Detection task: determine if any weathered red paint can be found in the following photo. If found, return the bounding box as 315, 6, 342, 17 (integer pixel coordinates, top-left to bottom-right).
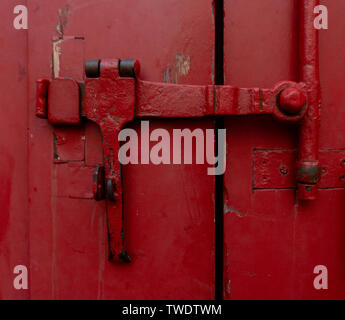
136, 80, 214, 118
215, 81, 308, 122
1, 0, 344, 301
0, 0, 29, 300
254, 149, 345, 189
84, 59, 137, 262
36, 79, 50, 119
40, 77, 309, 122
223, 0, 345, 299
27, 0, 216, 300
49, 78, 80, 124
39, 77, 308, 121
297, 0, 321, 200
279, 87, 307, 115
37, 63, 313, 263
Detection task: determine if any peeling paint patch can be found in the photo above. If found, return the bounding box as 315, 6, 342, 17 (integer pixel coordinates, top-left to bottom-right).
163, 66, 171, 83
224, 203, 244, 217
52, 39, 63, 78
53, 133, 60, 160
174, 54, 191, 83
57, 5, 71, 36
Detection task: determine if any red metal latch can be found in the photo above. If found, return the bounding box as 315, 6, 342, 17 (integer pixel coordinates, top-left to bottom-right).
35, 0, 321, 262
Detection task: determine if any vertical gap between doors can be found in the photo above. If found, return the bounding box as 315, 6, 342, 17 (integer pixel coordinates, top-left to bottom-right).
214, 0, 224, 301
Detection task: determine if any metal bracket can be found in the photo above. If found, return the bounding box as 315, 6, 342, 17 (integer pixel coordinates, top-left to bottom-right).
254, 149, 345, 190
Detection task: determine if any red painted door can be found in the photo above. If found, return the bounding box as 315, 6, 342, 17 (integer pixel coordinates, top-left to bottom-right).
1, 0, 344, 301
1, 0, 216, 299
0, 0, 29, 301
223, 0, 345, 299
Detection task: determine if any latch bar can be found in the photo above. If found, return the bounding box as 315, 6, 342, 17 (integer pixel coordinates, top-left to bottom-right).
297, 0, 321, 200
35, 61, 311, 263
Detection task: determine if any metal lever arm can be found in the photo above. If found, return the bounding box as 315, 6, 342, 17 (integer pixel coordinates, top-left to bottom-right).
85, 59, 135, 262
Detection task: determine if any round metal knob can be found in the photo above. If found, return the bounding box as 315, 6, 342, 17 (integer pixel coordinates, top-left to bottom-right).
279, 87, 306, 115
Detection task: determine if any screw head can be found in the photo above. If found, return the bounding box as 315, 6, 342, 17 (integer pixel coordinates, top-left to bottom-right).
280, 165, 289, 175
279, 87, 306, 115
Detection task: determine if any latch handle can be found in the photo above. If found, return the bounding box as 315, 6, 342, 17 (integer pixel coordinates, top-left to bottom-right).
84, 59, 137, 262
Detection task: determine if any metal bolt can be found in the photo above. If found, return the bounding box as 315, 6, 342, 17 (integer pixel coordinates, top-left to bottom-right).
279, 87, 306, 115
280, 166, 289, 175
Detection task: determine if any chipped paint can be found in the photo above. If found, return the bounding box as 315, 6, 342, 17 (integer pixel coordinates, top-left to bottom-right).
163, 66, 171, 83
57, 5, 71, 36
52, 39, 62, 78
174, 54, 191, 83
224, 203, 244, 217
